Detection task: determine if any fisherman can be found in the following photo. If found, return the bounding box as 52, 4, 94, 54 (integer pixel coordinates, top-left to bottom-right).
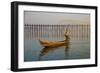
64, 27, 70, 42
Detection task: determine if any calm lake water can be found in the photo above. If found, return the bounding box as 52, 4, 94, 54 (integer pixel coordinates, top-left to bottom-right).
24, 25, 90, 62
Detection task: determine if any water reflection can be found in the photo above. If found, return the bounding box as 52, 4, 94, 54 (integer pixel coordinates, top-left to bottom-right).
39, 35, 70, 60
24, 24, 90, 61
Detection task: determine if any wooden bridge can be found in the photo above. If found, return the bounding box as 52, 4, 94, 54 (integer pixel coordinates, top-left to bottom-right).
24, 24, 90, 40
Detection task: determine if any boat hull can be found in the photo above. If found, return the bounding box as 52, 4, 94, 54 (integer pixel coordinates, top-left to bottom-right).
39, 40, 67, 47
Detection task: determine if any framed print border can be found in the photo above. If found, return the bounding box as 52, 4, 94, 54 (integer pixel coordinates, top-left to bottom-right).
11, 1, 98, 72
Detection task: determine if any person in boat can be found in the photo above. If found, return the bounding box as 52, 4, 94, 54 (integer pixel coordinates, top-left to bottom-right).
64, 34, 70, 42
59, 27, 70, 42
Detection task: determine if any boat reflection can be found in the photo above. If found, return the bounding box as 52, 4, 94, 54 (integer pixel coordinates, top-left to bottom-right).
39, 35, 70, 60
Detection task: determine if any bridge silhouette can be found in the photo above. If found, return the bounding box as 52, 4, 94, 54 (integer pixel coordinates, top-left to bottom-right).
24, 24, 90, 40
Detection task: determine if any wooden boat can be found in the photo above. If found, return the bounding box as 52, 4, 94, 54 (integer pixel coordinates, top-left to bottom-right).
39, 40, 67, 47
39, 34, 70, 47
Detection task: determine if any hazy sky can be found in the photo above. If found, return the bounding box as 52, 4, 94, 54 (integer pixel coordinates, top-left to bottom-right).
24, 11, 90, 25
